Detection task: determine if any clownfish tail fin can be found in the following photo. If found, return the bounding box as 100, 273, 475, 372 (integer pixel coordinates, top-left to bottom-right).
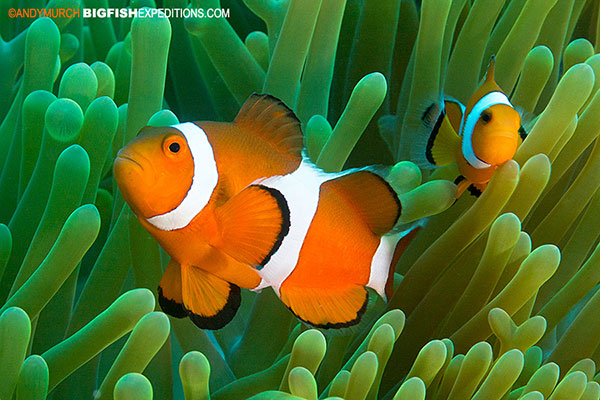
409, 97, 461, 168
389, 226, 421, 295
368, 226, 422, 302
234, 93, 304, 161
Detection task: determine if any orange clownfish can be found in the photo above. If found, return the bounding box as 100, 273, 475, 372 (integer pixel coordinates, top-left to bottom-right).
114, 94, 415, 330
411, 57, 526, 197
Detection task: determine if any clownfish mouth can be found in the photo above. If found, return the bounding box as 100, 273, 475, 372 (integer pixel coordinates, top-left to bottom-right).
116, 154, 144, 170
492, 130, 519, 140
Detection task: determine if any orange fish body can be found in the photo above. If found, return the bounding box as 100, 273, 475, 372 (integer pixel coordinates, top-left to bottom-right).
115, 94, 411, 329
412, 57, 524, 197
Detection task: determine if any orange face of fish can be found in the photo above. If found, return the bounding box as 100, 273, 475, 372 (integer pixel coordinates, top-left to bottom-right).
471, 104, 521, 166
113, 126, 194, 219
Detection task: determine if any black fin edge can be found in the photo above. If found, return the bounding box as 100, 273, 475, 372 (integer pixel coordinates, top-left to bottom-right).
158, 286, 188, 319
239, 93, 301, 126
519, 126, 527, 141
386, 227, 420, 299
366, 171, 402, 226
467, 184, 482, 198
254, 185, 291, 267
425, 109, 447, 165
451, 176, 466, 205
286, 290, 369, 330
187, 283, 242, 330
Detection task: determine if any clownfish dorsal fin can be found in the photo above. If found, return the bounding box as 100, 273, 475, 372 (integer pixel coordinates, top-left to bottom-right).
328, 170, 401, 235
484, 55, 496, 83
211, 184, 289, 267
444, 97, 465, 132
180, 265, 241, 330
463, 56, 505, 123
234, 94, 304, 162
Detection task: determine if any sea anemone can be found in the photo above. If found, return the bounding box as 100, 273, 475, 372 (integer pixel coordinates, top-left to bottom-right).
2, 0, 600, 399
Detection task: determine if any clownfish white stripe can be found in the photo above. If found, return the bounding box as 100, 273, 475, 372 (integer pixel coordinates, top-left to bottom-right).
146, 122, 219, 231
367, 233, 402, 300
252, 159, 348, 295
461, 91, 513, 169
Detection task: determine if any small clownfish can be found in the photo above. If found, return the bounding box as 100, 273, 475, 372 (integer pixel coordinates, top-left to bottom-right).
114, 94, 417, 330
411, 57, 527, 197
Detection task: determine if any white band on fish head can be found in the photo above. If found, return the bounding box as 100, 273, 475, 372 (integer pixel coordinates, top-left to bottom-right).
146, 122, 219, 231
461, 91, 513, 169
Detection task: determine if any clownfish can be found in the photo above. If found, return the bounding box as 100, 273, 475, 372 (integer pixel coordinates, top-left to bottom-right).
411, 57, 526, 197
114, 94, 416, 330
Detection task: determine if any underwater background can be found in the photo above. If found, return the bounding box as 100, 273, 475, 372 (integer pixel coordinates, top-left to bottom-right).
2, 0, 600, 398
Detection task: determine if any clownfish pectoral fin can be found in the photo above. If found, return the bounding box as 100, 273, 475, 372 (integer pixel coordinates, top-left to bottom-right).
180, 264, 241, 330
158, 260, 188, 318
234, 94, 304, 162
409, 98, 461, 168
212, 184, 289, 267
330, 170, 401, 235
280, 284, 369, 329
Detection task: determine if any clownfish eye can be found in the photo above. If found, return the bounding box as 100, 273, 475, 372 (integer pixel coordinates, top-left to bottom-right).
481, 111, 492, 123
163, 137, 184, 157
169, 142, 181, 153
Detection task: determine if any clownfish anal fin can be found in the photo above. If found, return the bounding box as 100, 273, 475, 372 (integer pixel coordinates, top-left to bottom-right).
329, 171, 401, 235
410, 98, 461, 168
180, 264, 241, 330
280, 284, 369, 329
234, 93, 304, 161
467, 182, 486, 198
213, 184, 289, 267
158, 259, 188, 318
454, 176, 471, 198
455, 177, 487, 198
